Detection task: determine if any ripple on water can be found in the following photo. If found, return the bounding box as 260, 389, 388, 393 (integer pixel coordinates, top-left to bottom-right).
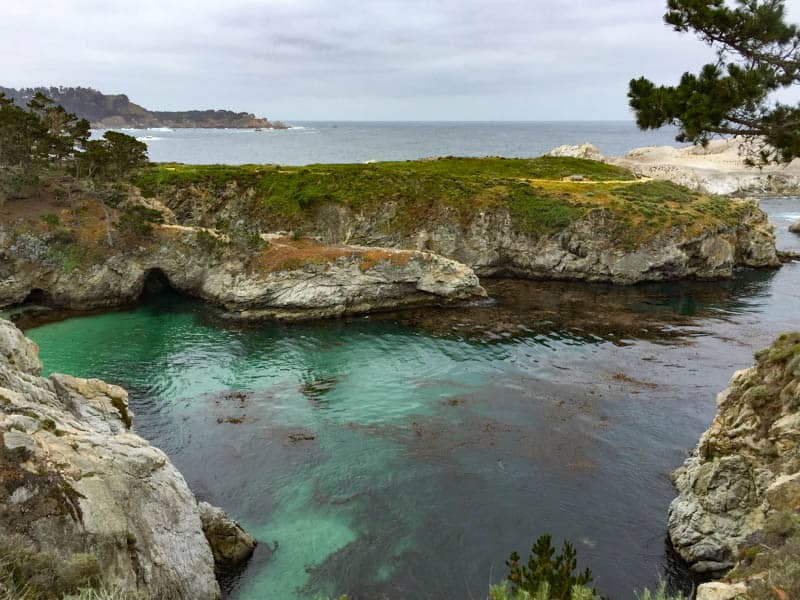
22, 202, 800, 599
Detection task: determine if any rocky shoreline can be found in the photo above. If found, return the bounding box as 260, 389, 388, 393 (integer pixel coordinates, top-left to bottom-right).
669, 333, 800, 599
0, 153, 796, 598
0, 196, 485, 319
0, 318, 255, 598
135, 157, 782, 287
550, 139, 800, 196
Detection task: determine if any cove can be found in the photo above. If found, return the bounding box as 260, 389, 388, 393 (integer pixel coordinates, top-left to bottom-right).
22, 200, 800, 600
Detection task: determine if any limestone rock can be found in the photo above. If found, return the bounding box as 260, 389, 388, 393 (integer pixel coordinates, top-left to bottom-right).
765, 472, 800, 511
668, 333, 800, 571
0, 318, 225, 599
198, 501, 257, 566
608, 138, 800, 195
305, 198, 778, 284
696, 581, 749, 600
547, 143, 604, 161
0, 221, 486, 318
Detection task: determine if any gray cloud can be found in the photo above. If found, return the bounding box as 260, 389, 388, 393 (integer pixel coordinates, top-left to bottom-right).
3, 0, 799, 120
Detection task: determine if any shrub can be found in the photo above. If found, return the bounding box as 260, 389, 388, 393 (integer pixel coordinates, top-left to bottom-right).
117, 205, 164, 238
195, 228, 228, 255
505, 534, 596, 600
489, 581, 596, 600
635, 582, 687, 600
0, 534, 100, 599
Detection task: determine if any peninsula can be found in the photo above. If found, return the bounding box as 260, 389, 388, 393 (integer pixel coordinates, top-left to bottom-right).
0, 86, 288, 129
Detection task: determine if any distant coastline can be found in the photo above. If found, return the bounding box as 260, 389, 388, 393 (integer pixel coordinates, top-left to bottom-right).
0, 85, 288, 129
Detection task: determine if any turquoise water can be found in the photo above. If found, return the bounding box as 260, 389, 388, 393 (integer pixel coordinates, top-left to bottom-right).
23, 199, 800, 599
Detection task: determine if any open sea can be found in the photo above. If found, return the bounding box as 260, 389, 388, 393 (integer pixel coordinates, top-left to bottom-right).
97, 121, 687, 165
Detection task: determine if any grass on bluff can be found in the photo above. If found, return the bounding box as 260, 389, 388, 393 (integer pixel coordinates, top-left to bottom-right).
133, 156, 751, 245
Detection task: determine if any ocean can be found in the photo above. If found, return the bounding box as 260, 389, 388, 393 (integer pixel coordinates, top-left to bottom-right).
97, 121, 688, 165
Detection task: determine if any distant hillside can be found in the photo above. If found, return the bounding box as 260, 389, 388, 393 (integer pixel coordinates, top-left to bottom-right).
0, 86, 288, 129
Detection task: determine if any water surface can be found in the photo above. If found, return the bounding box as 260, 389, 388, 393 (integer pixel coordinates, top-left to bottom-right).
95, 121, 686, 165
24, 199, 800, 600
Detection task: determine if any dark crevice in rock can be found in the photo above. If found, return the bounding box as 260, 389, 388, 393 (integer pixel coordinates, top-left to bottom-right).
22, 288, 51, 306
139, 268, 180, 300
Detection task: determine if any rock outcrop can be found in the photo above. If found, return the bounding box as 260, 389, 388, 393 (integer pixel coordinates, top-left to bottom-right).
547, 143, 604, 161
143, 160, 780, 285
296, 199, 779, 284
612, 142, 800, 196
0, 201, 485, 319
199, 501, 257, 566
668, 333, 800, 573
0, 318, 248, 598
550, 139, 800, 196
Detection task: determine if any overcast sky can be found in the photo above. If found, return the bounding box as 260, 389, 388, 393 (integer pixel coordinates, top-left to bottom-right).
3, 0, 800, 121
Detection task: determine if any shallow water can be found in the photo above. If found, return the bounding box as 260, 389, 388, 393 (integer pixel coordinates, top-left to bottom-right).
24, 198, 800, 600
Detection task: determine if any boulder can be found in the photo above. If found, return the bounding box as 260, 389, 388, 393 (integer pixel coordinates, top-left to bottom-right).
547, 143, 604, 161
696, 582, 750, 600
766, 472, 800, 511
199, 501, 257, 566
790, 218, 800, 233
0, 318, 240, 599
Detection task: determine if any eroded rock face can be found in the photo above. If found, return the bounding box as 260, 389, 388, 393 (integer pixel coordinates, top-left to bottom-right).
0, 318, 236, 599
668, 333, 800, 572
199, 501, 257, 566
301, 199, 779, 284
0, 216, 485, 318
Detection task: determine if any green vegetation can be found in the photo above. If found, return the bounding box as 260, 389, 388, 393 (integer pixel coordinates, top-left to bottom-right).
629, 0, 800, 163
133, 157, 747, 246
79, 132, 148, 180
634, 583, 687, 600
727, 510, 800, 600
0, 92, 89, 196
47, 228, 83, 274
489, 581, 597, 600
504, 534, 597, 600
0, 534, 150, 600
0, 91, 146, 199
117, 205, 164, 238
0, 535, 99, 600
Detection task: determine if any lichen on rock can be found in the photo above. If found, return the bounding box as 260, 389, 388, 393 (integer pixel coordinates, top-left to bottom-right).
668, 333, 800, 573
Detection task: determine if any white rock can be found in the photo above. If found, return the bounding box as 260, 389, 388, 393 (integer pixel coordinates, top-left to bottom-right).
0, 318, 223, 599
696, 581, 749, 600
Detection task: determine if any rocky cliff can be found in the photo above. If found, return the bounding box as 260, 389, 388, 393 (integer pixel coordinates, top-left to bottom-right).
136, 158, 780, 285
0, 195, 484, 319
668, 333, 800, 597
0, 318, 255, 598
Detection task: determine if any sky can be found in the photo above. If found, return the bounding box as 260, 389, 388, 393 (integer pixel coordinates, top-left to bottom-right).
3, 0, 800, 121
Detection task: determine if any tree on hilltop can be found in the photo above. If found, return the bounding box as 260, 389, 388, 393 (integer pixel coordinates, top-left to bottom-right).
629, 0, 800, 163
80, 131, 148, 180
